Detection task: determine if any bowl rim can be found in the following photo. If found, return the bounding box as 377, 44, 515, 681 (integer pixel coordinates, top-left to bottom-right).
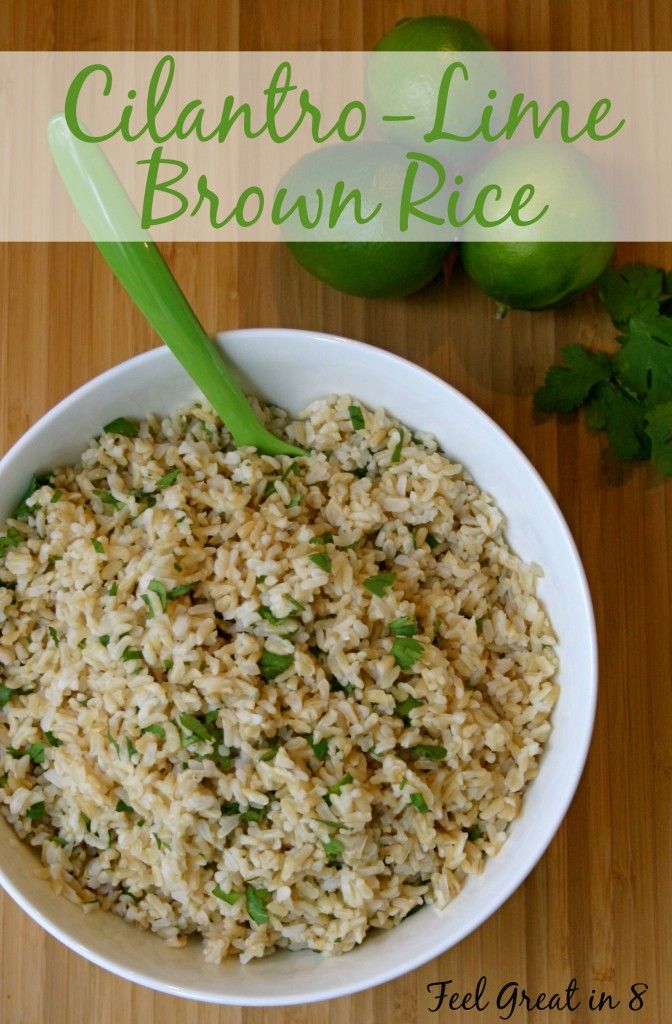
0, 327, 598, 1005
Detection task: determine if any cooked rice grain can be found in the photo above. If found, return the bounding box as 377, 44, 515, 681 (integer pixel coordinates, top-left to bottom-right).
0, 395, 558, 961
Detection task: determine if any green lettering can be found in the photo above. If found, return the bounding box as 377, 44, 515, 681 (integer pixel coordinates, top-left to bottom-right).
271, 188, 324, 228
328, 182, 380, 228
584, 97, 625, 141
400, 152, 446, 231
424, 61, 479, 143
64, 63, 118, 142
137, 147, 189, 227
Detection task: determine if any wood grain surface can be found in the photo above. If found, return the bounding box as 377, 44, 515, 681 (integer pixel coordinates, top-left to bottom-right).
1, 3, 671, 1022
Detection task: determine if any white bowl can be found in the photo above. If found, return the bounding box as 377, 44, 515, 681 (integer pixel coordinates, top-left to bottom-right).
0, 328, 597, 1005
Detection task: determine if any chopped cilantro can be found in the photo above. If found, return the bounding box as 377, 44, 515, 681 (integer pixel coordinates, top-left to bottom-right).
126, 738, 137, 759
363, 572, 396, 597
179, 714, 210, 742
163, 658, 173, 672
103, 417, 139, 437
213, 885, 242, 904
287, 494, 301, 508
307, 735, 329, 760
48, 626, 59, 645
327, 773, 353, 797
145, 581, 166, 610
391, 429, 404, 463
246, 885, 270, 925
280, 460, 301, 481
91, 539, 105, 554
240, 806, 267, 823
468, 823, 484, 842
388, 615, 419, 638
395, 696, 423, 721
141, 723, 166, 739
167, 582, 196, 600
50, 489, 62, 503
426, 532, 440, 550
0, 527, 23, 558
285, 595, 305, 613
262, 479, 276, 499
13, 474, 42, 519
348, 405, 365, 430
121, 648, 143, 662
259, 744, 278, 762
106, 728, 120, 755
309, 532, 333, 545
313, 817, 352, 831
309, 551, 332, 572
45, 731, 63, 747
27, 742, 45, 764
410, 792, 429, 813
221, 801, 241, 816
94, 490, 125, 511
322, 837, 344, 862
27, 801, 45, 822
391, 636, 424, 669
115, 799, 134, 813
156, 468, 179, 489
259, 648, 294, 681
108, 582, 118, 596
98, 634, 110, 647
410, 744, 447, 761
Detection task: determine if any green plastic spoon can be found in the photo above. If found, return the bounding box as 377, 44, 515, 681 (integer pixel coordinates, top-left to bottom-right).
47, 114, 305, 457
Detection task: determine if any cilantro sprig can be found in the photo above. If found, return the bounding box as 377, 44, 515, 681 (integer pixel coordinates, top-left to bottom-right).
534, 263, 672, 474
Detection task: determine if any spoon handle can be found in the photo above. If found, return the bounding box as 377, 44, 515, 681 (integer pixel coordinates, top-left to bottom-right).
47, 115, 305, 457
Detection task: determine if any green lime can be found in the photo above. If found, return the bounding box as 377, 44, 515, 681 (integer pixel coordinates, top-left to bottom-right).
461, 240, 614, 312
280, 143, 452, 298
374, 14, 494, 53
367, 16, 496, 150
460, 143, 615, 311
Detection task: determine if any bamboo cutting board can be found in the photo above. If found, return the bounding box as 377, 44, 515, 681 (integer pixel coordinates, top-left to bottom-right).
1, 3, 671, 1022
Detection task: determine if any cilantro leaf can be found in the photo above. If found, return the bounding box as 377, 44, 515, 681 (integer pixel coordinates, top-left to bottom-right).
534, 345, 612, 413
155, 468, 179, 489
259, 648, 294, 681
395, 696, 423, 721
410, 792, 429, 813
307, 735, 329, 760
646, 403, 672, 475
598, 264, 669, 327
614, 317, 672, 406
26, 801, 45, 822
363, 572, 396, 597
246, 885, 270, 925
348, 405, 365, 430
410, 744, 447, 761
94, 490, 125, 511
388, 615, 419, 638
0, 527, 24, 558
141, 723, 166, 739
103, 417, 139, 438
213, 885, 241, 904
322, 837, 344, 862
585, 381, 650, 461
309, 552, 332, 572
391, 636, 424, 669
13, 474, 44, 520
148, 579, 168, 612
